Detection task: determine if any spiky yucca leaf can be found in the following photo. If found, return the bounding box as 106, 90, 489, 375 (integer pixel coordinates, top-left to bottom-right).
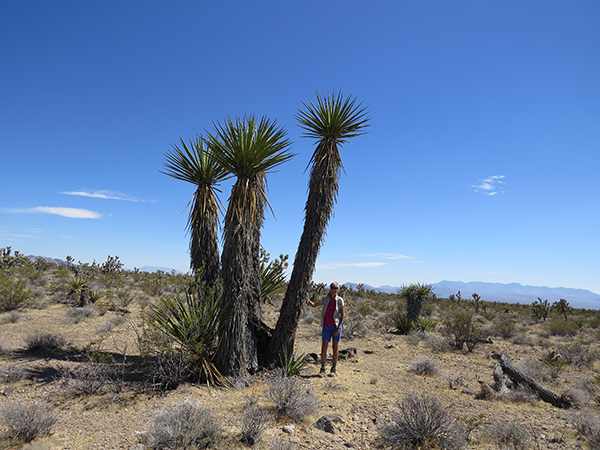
161, 135, 229, 283
150, 287, 228, 386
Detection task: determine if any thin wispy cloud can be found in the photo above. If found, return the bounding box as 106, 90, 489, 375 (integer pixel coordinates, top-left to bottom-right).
5, 207, 102, 219
317, 262, 387, 270
61, 190, 152, 202
471, 175, 505, 196
359, 253, 414, 260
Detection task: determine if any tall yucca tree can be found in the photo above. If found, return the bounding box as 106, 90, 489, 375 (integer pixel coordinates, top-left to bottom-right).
206, 115, 293, 377
161, 136, 229, 286
270, 92, 369, 363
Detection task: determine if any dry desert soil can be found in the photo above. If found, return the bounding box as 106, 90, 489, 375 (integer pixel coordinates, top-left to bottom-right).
1, 297, 598, 450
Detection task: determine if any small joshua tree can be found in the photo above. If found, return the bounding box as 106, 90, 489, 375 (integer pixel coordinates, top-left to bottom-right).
532, 298, 550, 321
472, 293, 482, 313
552, 298, 572, 321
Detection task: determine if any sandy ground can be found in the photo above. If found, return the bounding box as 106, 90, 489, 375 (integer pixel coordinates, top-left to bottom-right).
0, 301, 594, 449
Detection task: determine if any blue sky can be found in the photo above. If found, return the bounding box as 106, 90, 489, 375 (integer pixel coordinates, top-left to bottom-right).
1, 1, 599, 295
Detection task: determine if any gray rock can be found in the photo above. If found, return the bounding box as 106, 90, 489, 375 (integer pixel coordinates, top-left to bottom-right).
282, 424, 295, 435
314, 416, 336, 434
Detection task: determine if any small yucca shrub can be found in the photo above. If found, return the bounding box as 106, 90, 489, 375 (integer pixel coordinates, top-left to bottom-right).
145, 284, 227, 387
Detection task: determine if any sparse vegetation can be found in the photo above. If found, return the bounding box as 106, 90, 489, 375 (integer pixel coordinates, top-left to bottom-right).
573, 412, 600, 449
482, 420, 530, 450
265, 375, 319, 422
2, 247, 600, 448
146, 402, 223, 450
441, 311, 486, 352
0, 401, 58, 444
409, 358, 438, 376
239, 406, 269, 447
24, 332, 66, 353
378, 393, 467, 450
0, 273, 31, 312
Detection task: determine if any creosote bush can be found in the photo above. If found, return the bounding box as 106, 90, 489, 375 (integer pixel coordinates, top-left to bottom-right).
378, 393, 467, 450
0, 401, 58, 444
146, 402, 223, 450
0, 274, 31, 312
441, 312, 486, 352
265, 376, 319, 422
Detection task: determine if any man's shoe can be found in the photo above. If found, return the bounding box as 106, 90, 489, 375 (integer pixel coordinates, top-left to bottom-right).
328, 369, 337, 377
319, 368, 327, 378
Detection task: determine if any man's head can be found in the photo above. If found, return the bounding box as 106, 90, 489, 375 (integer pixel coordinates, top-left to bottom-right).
330, 281, 339, 292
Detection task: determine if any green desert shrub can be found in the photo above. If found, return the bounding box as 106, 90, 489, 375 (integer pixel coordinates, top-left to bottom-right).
546, 318, 579, 337
491, 319, 516, 340
146, 402, 223, 450
378, 393, 467, 450
0, 401, 58, 444
441, 312, 486, 352
265, 376, 319, 422
0, 274, 31, 312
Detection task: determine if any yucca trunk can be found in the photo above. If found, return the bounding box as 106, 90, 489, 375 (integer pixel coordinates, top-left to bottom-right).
269, 138, 339, 361
214, 175, 264, 377
190, 185, 220, 286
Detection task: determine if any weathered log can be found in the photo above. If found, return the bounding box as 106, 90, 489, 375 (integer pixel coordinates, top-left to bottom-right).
493, 363, 511, 394
491, 351, 571, 408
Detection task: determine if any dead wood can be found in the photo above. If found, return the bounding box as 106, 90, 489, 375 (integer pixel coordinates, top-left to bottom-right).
491, 351, 571, 408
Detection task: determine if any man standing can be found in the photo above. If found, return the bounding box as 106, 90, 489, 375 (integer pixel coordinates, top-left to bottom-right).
307, 281, 345, 377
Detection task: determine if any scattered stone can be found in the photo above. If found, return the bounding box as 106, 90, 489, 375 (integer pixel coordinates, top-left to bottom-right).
339, 348, 357, 360
3, 387, 15, 395
314, 416, 337, 434
306, 353, 319, 362
282, 424, 295, 435
363, 349, 374, 354
384, 344, 395, 349
344, 441, 360, 448
289, 438, 301, 445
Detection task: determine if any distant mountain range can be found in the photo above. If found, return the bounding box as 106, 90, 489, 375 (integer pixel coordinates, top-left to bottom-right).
23, 255, 600, 309
344, 281, 600, 309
